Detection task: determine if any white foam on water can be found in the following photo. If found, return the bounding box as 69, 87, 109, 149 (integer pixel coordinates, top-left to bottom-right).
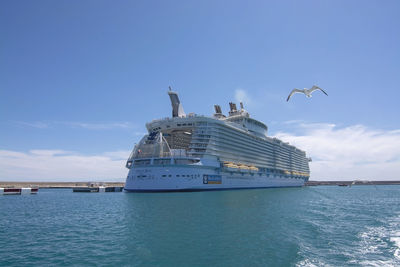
359, 226, 388, 254
390, 233, 400, 259
353, 214, 400, 266
296, 258, 330, 267
389, 215, 400, 261
358, 259, 397, 267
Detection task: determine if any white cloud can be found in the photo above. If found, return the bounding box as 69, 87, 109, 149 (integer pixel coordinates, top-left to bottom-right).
30, 150, 72, 156
274, 123, 400, 181
102, 150, 131, 160
2, 123, 399, 182
234, 89, 252, 106
0, 149, 131, 182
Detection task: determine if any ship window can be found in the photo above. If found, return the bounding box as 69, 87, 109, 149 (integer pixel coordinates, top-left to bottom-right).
175, 159, 195, 165
134, 159, 151, 165
182, 123, 187, 126
168, 175, 171, 177
162, 175, 167, 177
177, 124, 181, 126
154, 159, 170, 165
176, 175, 180, 177
166, 125, 170, 128
182, 175, 185, 177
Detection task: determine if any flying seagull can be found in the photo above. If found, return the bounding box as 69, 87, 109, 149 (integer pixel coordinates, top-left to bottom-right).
286, 85, 328, 101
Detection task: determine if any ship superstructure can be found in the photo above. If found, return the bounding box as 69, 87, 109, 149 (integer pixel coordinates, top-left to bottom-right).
125, 90, 310, 191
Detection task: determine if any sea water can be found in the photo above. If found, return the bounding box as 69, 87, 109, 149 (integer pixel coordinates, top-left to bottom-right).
1, 185, 400, 266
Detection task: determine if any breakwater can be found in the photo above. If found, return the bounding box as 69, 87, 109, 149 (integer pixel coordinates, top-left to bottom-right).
306, 180, 400, 186
0, 181, 125, 189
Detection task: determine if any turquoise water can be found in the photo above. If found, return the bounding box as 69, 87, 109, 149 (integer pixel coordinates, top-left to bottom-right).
1, 186, 400, 266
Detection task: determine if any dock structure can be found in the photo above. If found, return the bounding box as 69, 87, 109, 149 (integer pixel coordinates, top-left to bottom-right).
0, 181, 125, 189
0, 187, 38, 195
72, 186, 124, 193
72, 183, 124, 193
305, 180, 400, 186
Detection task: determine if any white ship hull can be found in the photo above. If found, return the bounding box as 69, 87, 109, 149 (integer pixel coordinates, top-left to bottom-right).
125, 165, 305, 192
124, 89, 310, 192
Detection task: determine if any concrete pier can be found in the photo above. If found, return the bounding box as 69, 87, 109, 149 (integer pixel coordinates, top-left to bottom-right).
0, 187, 38, 195
72, 186, 124, 193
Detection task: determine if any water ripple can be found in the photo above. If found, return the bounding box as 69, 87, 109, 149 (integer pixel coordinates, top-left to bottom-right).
1, 186, 400, 266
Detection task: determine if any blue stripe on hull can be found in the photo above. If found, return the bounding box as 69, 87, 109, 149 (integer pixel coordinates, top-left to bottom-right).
124, 185, 304, 193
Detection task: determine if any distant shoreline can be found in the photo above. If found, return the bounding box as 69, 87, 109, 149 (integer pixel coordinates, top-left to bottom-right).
0, 181, 125, 188
1, 180, 400, 188
305, 180, 400, 186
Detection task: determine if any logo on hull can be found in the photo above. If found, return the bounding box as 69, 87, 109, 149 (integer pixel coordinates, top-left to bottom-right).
203, 174, 222, 184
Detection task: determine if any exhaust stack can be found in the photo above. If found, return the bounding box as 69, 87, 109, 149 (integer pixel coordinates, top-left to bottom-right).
214, 105, 222, 114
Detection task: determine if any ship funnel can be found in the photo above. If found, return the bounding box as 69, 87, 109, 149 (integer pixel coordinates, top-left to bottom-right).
240, 102, 244, 110
214, 105, 222, 114
213, 104, 226, 118
228, 102, 239, 116
229, 102, 237, 112
168, 87, 186, 118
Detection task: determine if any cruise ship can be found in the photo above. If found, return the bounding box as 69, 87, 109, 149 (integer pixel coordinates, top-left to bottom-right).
124, 89, 310, 192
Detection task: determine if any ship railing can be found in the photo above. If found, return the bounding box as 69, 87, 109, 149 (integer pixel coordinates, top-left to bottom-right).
146, 114, 208, 125
133, 150, 189, 159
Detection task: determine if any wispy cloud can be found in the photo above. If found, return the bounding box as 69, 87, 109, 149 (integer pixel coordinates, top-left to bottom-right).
14, 121, 49, 129
13, 121, 136, 130
0, 149, 130, 181
63, 121, 135, 130
274, 123, 400, 181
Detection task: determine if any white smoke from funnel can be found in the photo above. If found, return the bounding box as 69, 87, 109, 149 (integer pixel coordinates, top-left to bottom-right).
235, 89, 251, 106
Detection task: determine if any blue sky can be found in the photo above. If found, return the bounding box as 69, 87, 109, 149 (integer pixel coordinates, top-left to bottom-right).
1, 0, 399, 181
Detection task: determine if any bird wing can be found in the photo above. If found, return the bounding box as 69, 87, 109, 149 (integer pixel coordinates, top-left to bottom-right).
286, 88, 304, 101
309, 85, 328, 96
